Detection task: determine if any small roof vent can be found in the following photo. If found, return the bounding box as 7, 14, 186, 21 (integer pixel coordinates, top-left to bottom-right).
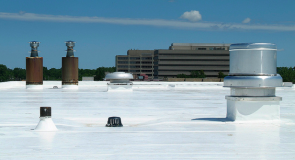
106, 117, 123, 127
105, 72, 133, 83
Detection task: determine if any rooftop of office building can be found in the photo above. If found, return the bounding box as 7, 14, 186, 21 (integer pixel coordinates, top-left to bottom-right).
171, 43, 231, 47
0, 81, 294, 159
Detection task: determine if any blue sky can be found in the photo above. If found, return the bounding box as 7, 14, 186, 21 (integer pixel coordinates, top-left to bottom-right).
0, 0, 294, 69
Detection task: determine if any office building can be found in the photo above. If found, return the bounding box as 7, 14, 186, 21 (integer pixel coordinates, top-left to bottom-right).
154, 43, 230, 79
116, 50, 154, 79
116, 43, 230, 79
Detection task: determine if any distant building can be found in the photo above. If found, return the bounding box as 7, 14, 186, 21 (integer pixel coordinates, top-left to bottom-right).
154, 43, 230, 79
115, 43, 230, 79
82, 77, 94, 81
116, 50, 154, 79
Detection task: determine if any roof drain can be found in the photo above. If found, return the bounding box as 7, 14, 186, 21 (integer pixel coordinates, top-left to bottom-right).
105, 72, 133, 91
34, 107, 58, 131
224, 43, 282, 121
26, 41, 43, 89
106, 117, 123, 127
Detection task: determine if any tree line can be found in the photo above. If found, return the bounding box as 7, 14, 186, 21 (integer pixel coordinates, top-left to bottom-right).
0, 64, 115, 82
176, 67, 295, 83
177, 71, 226, 78
1, 64, 294, 83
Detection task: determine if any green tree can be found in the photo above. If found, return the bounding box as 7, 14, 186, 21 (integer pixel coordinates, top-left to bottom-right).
218, 71, 226, 78
190, 71, 200, 78
94, 67, 105, 81
43, 67, 48, 80
79, 68, 96, 80
0, 64, 9, 82
277, 67, 295, 83
48, 68, 62, 80
13, 68, 26, 80
199, 70, 206, 78
177, 73, 187, 78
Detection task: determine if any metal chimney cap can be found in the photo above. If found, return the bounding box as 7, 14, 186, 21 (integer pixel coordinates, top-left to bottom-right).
105, 72, 133, 80
230, 43, 276, 50
29, 41, 40, 43
65, 41, 76, 47
29, 41, 40, 48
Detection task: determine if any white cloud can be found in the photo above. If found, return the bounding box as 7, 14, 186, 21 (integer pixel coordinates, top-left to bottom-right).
242, 18, 251, 23
180, 10, 202, 22
0, 12, 294, 31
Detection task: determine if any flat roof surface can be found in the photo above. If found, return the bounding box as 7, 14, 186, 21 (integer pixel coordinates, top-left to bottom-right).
0, 81, 294, 159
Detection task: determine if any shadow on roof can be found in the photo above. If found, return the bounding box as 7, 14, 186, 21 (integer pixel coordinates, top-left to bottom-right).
191, 118, 233, 122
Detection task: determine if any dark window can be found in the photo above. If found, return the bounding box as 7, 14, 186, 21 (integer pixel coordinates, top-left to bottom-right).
142, 70, 152, 72
142, 57, 152, 60
118, 61, 128, 64
142, 66, 152, 68
118, 70, 128, 72
130, 57, 140, 60
118, 65, 128, 68
197, 48, 207, 50
209, 47, 225, 50
118, 57, 128, 60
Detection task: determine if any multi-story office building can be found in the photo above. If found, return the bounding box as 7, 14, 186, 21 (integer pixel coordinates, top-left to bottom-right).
154, 43, 230, 79
116, 43, 230, 79
116, 50, 154, 79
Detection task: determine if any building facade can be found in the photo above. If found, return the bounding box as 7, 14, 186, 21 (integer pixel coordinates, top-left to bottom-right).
116, 50, 154, 79
154, 43, 230, 79
116, 43, 230, 79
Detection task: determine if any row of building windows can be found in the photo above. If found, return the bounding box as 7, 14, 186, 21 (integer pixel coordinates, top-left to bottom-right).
118, 57, 128, 60
158, 54, 228, 56
209, 47, 226, 50
158, 59, 229, 61
118, 61, 153, 64
118, 65, 128, 68
118, 65, 153, 68
118, 57, 153, 60
130, 70, 140, 72
142, 70, 152, 72
195, 47, 227, 50
156, 70, 229, 72
118, 61, 128, 64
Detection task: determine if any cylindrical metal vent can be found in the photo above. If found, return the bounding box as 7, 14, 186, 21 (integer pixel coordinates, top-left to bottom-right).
26, 57, 43, 85
224, 43, 282, 121
62, 41, 78, 86
229, 43, 277, 76
62, 57, 78, 85
40, 107, 51, 117
26, 41, 43, 85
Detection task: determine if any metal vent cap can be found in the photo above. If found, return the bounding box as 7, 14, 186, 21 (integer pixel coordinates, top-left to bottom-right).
230, 43, 276, 50
105, 72, 133, 80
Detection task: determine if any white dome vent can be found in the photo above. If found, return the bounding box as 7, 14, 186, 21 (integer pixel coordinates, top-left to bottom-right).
105, 72, 133, 91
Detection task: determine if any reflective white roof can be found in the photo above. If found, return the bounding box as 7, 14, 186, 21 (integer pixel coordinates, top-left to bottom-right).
0, 81, 294, 159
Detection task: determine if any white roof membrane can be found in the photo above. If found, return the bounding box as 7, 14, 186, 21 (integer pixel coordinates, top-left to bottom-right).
0, 81, 294, 159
